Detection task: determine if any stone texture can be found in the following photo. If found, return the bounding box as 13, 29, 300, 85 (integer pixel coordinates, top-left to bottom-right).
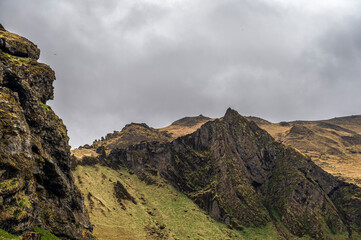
22, 232, 42, 240
108, 108, 361, 239
0, 25, 93, 239
0, 27, 40, 60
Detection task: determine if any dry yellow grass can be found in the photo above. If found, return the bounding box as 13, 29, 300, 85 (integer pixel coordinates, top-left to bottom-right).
71, 148, 98, 159
158, 115, 213, 139
252, 115, 361, 186
73, 165, 266, 240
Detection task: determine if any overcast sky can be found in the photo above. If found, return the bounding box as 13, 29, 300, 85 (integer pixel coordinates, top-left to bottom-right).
1, 0, 361, 148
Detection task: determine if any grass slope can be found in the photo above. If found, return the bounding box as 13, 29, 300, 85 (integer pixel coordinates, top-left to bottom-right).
158, 116, 212, 140
253, 116, 361, 187
0, 229, 19, 240
73, 165, 280, 240
0, 228, 60, 240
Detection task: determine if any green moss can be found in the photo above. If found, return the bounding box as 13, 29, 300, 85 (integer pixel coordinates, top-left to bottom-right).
0, 49, 54, 79
240, 222, 279, 240
0, 51, 31, 66
0, 228, 20, 239
73, 165, 248, 240
0, 178, 21, 194
38, 101, 50, 113
34, 226, 61, 240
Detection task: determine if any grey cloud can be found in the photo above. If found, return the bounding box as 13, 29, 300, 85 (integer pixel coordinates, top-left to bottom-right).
1, 0, 361, 147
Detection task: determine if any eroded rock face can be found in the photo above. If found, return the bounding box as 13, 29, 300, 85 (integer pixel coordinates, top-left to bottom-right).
0, 25, 93, 239
108, 108, 361, 239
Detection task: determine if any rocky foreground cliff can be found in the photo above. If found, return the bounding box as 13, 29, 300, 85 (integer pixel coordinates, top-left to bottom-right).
0, 25, 93, 239
76, 109, 361, 239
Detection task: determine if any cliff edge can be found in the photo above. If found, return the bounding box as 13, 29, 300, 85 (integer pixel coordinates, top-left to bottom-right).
0, 25, 93, 239
107, 108, 361, 239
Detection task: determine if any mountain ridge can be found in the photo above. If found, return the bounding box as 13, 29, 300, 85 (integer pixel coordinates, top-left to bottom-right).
73, 108, 361, 239
254, 115, 361, 187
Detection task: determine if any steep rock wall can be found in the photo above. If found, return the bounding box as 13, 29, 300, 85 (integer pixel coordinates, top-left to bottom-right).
108, 108, 361, 239
0, 25, 93, 239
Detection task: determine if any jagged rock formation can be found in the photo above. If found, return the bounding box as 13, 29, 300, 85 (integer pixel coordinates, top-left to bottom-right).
93, 123, 172, 150
254, 115, 361, 186
72, 115, 212, 166
0, 25, 93, 239
106, 108, 361, 239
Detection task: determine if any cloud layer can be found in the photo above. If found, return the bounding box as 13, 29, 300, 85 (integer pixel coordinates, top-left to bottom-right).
1, 0, 360, 147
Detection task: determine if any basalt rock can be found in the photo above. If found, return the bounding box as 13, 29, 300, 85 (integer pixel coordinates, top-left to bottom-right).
108, 108, 361, 239
0, 25, 93, 239
0, 26, 40, 60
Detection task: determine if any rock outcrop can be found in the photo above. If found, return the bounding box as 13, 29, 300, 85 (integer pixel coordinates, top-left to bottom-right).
254, 115, 361, 187
0, 25, 93, 239
108, 108, 361, 239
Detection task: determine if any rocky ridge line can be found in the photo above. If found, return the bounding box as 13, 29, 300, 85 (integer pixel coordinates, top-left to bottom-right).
105, 108, 361, 239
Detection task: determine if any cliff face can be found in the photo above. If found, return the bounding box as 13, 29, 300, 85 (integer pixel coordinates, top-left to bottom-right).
108, 108, 361, 239
0, 26, 93, 239
253, 115, 361, 187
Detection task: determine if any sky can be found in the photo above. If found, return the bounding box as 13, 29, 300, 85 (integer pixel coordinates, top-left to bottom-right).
1, 0, 361, 148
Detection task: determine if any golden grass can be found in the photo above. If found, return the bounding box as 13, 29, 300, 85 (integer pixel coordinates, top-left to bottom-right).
73, 165, 280, 240
71, 148, 98, 159
255, 117, 361, 187
158, 119, 213, 139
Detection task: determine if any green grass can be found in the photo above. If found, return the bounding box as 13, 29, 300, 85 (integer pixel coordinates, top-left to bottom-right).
0, 227, 60, 240
73, 165, 283, 240
34, 226, 60, 240
0, 229, 20, 239
38, 101, 50, 113
240, 223, 280, 240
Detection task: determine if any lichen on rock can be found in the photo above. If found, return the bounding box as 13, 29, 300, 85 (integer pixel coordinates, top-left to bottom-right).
0, 24, 93, 239
108, 108, 361, 239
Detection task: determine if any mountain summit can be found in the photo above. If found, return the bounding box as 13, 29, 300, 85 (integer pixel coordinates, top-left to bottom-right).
73, 109, 361, 239
2, 25, 361, 240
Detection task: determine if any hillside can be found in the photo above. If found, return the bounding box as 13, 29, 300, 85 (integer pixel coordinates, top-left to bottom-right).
159, 115, 212, 139
73, 109, 361, 239
0, 25, 93, 239
73, 164, 283, 240
72, 115, 211, 165
255, 115, 361, 186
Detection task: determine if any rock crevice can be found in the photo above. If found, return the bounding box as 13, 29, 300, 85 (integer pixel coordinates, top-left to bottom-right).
108, 108, 361, 239
0, 25, 93, 239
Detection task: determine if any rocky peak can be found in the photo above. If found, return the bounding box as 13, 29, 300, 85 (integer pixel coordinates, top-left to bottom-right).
108, 108, 361, 239
0, 25, 40, 60
122, 122, 150, 131
224, 107, 242, 120
0, 25, 54, 104
170, 115, 211, 127
0, 25, 93, 239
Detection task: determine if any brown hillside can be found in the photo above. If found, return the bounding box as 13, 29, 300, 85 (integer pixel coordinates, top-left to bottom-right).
72, 116, 212, 165
252, 115, 361, 186
159, 115, 212, 139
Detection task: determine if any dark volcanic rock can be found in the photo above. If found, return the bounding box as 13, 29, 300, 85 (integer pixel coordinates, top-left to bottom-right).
108, 108, 361, 239
22, 232, 42, 240
0, 26, 93, 239
170, 114, 211, 127
113, 181, 137, 206
0, 27, 40, 60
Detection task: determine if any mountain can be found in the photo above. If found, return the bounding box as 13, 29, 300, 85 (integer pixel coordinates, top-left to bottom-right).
73, 110, 361, 239
2, 24, 361, 240
254, 115, 361, 187
0, 25, 93, 239
159, 115, 212, 139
